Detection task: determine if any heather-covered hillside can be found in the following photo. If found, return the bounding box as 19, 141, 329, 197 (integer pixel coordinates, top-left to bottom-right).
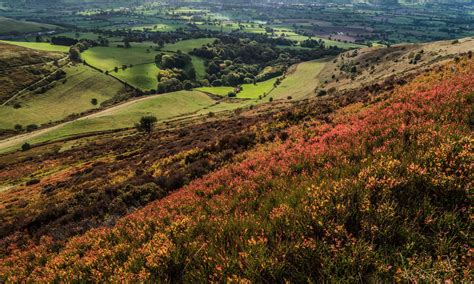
1, 56, 473, 282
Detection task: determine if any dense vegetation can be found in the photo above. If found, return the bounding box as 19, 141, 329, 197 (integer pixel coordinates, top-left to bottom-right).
0, 55, 472, 281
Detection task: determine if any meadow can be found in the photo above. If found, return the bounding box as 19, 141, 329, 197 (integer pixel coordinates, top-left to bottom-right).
0, 40, 69, 52
0, 65, 125, 129
0, 91, 221, 150
197, 77, 278, 99
82, 44, 156, 72
162, 38, 216, 53
82, 38, 215, 89
270, 59, 326, 100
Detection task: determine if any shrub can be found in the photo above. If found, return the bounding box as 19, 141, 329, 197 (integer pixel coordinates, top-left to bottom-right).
135, 116, 157, 134
90, 98, 98, 105
21, 142, 31, 151
228, 91, 236, 98
26, 124, 38, 132
25, 178, 40, 186
317, 89, 327, 97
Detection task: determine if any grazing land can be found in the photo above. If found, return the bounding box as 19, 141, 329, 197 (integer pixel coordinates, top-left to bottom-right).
0, 40, 69, 52
0, 41, 65, 103
0, 65, 128, 130
270, 59, 326, 100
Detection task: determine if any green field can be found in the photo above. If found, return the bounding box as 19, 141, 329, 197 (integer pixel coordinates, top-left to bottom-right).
0, 90, 258, 153
0, 40, 69, 52
270, 59, 326, 100
82, 44, 156, 72
163, 38, 216, 53
0, 16, 57, 35
53, 32, 122, 42
197, 77, 277, 99
8, 91, 217, 146
0, 65, 125, 129
113, 63, 159, 90
82, 39, 214, 89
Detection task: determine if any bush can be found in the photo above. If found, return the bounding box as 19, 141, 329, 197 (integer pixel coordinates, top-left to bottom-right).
136, 116, 157, 134
228, 91, 236, 98
26, 124, 38, 132
21, 142, 31, 151
91, 98, 98, 105
25, 178, 40, 186
317, 90, 327, 97
14, 124, 23, 131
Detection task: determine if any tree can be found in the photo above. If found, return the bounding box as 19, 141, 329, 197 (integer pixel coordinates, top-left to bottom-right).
136, 116, 157, 135
69, 47, 81, 62
91, 98, 98, 105
26, 124, 38, 132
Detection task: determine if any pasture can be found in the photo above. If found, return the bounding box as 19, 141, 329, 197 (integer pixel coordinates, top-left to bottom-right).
270, 59, 326, 100
0, 40, 69, 52
197, 77, 277, 99
1, 91, 215, 147
0, 65, 125, 130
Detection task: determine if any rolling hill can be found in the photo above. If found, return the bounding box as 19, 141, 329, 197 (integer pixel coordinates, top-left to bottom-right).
0, 41, 65, 104
0, 16, 57, 36
0, 44, 472, 282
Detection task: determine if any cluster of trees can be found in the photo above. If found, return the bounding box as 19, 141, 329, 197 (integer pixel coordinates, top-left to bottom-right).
300, 38, 325, 49
51, 36, 78, 46
190, 35, 342, 87
155, 52, 196, 93
69, 39, 102, 62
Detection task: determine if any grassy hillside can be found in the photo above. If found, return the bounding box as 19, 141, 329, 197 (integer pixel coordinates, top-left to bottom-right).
0, 17, 57, 35
0, 42, 65, 103
0, 65, 128, 130
82, 45, 155, 72
197, 77, 277, 99
270, 59, 326, 100
0, 40, 69, 53
0, 91, 219, 149
162, 38, 216, 53
82, 39, 214, 90
0, 55, 472, 282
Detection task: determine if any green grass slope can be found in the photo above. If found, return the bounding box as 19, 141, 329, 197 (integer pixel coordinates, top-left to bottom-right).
0, 17, 57, 35
270, 59, 326, 100
4, 91, 218, 148
197, 77, 277, 99
0, 65, 126, 129
0, 40, 69, 53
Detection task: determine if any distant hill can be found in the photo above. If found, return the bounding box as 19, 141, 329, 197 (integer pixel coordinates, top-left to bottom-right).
0, 16, 57, 36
